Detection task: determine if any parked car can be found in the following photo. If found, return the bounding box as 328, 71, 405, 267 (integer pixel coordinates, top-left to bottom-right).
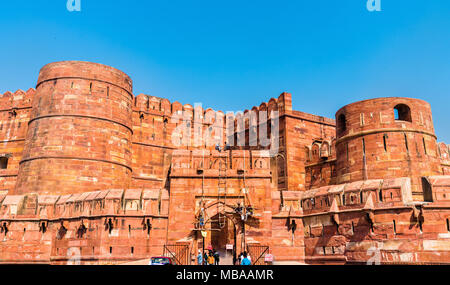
149, 256, 175, 265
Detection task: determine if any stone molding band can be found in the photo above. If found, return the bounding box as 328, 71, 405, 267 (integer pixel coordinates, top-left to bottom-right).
19, 156, 133, 172
28, 114, 133, 134
336, 128, 437, 144
132, 141, 175, 149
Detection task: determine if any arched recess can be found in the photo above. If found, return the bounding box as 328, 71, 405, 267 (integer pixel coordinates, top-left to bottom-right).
311, 143, 321, 162
275, 153, 287, 191
200, 201, 240, 226
394, 104, 412, 122
320, 141, 330, 159
337, 113, 347, 136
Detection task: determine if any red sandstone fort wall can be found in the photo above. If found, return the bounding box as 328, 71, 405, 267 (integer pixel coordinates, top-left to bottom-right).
0, 61, 449, 265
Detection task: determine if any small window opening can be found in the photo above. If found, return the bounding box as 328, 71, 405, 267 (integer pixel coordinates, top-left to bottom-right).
360, 191, 364, 203
383, 134, 388, 152
0, 157, 8, 169
351, 221, 355, 233
379, 190, 383, 202
107, 86, 110, 98
40, 222, 47, 233
89, 82, 92, 93
131, 247, 134, 255
422, 177, 433, 202
337, 114, 346, 135
109, 247, 113, 254
393, 220, 396, 235
362, 138, 366, 156
423, 137, 427, 155
394, 104, 412, 122
71, 82, 74, 89
404, 133, 409, 153
447, 219, 450, 232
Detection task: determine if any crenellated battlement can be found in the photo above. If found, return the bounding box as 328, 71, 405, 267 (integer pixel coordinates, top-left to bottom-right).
132, 92, 292, 127
0, 88, 34, 111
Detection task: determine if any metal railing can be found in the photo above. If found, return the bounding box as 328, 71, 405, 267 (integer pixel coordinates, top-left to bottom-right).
247, 245, 269, 265
163, 244, 190, 265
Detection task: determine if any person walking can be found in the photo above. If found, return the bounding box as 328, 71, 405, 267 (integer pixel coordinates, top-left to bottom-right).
238, 252, 243, 265
197, 250, 203, 265
244, 251, 251, 264
241, 252, 251, 265
203, 252, 208, 265
214, 250, 220, 265
207, 251, 215, 265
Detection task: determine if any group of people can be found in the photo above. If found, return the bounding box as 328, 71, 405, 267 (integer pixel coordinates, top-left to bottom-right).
197, 249, 220, 265
236, 251, 251, 265
196, 249, 252, 265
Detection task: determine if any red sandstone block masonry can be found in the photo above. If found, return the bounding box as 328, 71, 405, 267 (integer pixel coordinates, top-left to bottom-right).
0, 61, 448, 264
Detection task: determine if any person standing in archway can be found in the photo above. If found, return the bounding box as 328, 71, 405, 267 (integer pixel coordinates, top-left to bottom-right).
214, 250, 220, 265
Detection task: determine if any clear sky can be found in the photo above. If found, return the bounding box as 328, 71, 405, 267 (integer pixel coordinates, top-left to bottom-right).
0, 1, 449, 141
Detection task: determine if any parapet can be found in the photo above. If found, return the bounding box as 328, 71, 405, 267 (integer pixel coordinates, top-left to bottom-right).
0, 188, 170, 221
335, 97, 435, 141
0, 89, 34, 110
37, 61, 133, 95
132, 92, 293, 127
300, 177, 414, 215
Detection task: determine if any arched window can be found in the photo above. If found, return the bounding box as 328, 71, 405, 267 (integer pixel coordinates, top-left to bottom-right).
394, 104, 412, 122
337, 114, 346, 134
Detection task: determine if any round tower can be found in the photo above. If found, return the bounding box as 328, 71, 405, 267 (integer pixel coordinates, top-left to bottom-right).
335, 97, 441, 199
15, 61, 133, 195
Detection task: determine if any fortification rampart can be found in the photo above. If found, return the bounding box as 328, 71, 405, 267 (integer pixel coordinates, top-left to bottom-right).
277, 176, 450, 264
0, 188, 169, 264
0, 61, 448, 265
0, 89, 34, 192
14, 61, 134, 195
335, 97, 442, 199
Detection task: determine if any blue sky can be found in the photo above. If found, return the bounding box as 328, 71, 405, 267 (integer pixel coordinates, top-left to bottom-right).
0, 1, 449, 141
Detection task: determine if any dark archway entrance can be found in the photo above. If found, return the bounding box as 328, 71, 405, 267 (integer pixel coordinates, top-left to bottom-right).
209, 213, 237, 264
